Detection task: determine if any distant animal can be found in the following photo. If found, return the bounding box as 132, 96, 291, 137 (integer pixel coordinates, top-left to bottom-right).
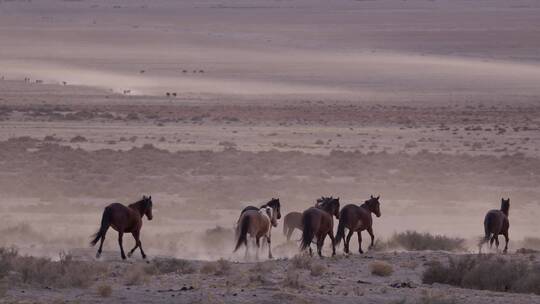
336, 195, 381, 254
35, 80, 43, 84
300, 196, 340, 257
166, 92, 170, 97
172, 92, 177, 97
234, 206, 278, 259
62, 81, 67, 86
482, 198, 510, 253
90, 195, 153, 260
123, 90, 131, 95
140, 70, 145, 74
283, 211, 302, 241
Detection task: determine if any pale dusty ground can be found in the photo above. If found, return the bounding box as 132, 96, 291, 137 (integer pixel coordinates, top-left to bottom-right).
1, 0, 540, 303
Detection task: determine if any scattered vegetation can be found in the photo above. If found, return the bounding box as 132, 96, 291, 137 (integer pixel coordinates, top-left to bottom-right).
386, 231, 465, 251
423, 255, 540, 295
0, 248, 106, 288
369, 260, 394, 277
283, 268, 303, 289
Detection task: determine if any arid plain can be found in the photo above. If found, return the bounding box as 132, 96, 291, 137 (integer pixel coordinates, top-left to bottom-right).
1, 0, 540, 303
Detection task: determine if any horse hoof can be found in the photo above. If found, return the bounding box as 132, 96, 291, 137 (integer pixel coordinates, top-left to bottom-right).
121, 255, 127, 260
142, 255, 147, 259
127, 253, 132, 258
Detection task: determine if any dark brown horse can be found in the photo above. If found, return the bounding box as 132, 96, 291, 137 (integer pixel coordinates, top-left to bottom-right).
336, 195, 381, 254
300, 197, 340, 257
90, 195, 153, 260
482, 198, 510, 253
283, 212, 302, 241
283, 199, 328, 241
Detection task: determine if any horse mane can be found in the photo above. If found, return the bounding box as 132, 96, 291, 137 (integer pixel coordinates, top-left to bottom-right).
318, 197, 338, 214
129, 197, 151, 216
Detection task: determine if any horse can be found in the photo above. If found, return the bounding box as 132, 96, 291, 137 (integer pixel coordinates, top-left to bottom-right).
300, 197, 340, 257
482, 198, 510, 253
90, 195, 153, 260
336, 195, 381, 254
283, 198, 328, 241
239, 198, 281, 220
283, 212, 302, 241
234, 206, 277, 260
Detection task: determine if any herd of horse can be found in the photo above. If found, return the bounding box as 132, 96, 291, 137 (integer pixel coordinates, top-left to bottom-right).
90, 195, 511, 260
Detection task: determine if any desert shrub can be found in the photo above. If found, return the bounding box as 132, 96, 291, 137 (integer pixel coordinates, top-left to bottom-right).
146, 258, 196, 275
423, 255, 540, 295
369, 260, 393, 277
310, 263, 326, 277
290, 254, 311, 269
97, 284, 112, 297
387, 231, 465, 251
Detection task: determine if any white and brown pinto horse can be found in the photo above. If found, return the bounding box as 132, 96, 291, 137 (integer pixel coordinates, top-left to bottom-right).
234, 206, 278, 259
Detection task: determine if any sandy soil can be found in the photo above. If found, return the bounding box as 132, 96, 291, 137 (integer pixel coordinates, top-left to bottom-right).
1, 0, 540, 303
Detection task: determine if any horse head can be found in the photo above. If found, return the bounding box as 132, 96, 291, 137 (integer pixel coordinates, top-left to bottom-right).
366, 195, 381, 218
501, 198, 510, 216
268, 197, 281, 220
319, 196, 340, 219
142, 195, 153, 220
262, 206, 278, 227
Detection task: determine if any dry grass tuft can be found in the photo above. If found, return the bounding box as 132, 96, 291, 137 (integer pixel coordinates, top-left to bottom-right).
97, 284, 112, 297
369, 260, 394, 277
310, 262, 327, 277
387, 231, 465, 252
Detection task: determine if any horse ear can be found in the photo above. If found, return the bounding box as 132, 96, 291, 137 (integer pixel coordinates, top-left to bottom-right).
143, 195, 147, 199
370, 195, 374, 199
376, 195, 380, 200
149, 195, 152, 200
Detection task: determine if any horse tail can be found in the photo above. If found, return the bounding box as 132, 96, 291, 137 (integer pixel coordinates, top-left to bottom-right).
335, 210, 347, 246
300, 213, 314, 251
483, 213, 493, 243
234, 215, 250, 252
90, 207, 111, 246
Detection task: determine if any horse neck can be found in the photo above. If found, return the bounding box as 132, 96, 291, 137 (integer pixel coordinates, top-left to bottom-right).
129, 200, 146, 217
500, 204, 509, 216
360, 202, 372, 213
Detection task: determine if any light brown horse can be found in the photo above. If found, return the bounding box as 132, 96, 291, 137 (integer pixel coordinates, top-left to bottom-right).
234, 206, 277, 259
335, 195, 381, 254
283, 212, 302, 241
300, 197, 340, 257
90, 195, 153, 260
482, 198, 510, 253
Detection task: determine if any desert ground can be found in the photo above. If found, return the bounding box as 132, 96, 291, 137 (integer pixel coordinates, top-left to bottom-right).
1, 0, 540, 303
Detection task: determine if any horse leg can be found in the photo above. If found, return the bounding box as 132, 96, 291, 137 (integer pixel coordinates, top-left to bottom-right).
267, 235, 273, 259
489, 236, 495, 248
357, 231, 364, 254
327, 231, 336, 257
255, 237, 261, 261
308, 246, 313, 257
97, 232, 107, 258
495, 235, 500, 250
127, 232, 139, 258
503, 232, 509, 254
344, 230, 353, 254
244, 237, 249, 260
317, 234, 326, 258
286, 228, 294, 242
118, 232, 126, 260
367, 227, 375, 249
